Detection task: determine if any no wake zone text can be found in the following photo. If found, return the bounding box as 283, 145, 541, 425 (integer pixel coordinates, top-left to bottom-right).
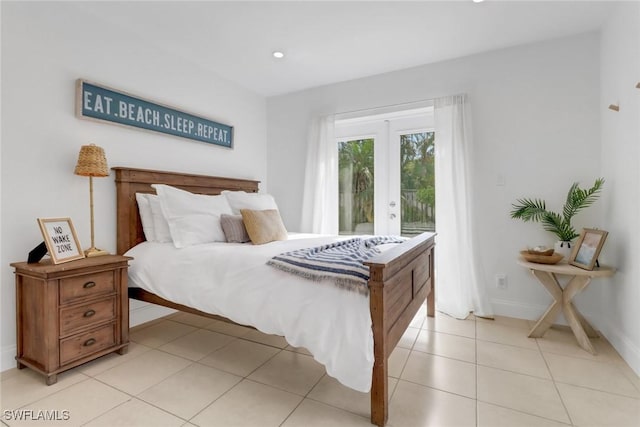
82, 91, 230, 143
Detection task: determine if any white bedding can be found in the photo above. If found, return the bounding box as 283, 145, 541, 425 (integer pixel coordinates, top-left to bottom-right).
125, 233, 375, 392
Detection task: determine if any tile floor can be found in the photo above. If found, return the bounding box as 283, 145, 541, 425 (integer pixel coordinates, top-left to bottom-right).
1, 309, 639, 426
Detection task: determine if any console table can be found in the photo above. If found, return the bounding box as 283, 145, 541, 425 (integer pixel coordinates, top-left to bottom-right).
518, 258, 615, 354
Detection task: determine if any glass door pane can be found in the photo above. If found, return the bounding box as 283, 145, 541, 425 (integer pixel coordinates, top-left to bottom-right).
400, 131, 435, 236
338, 138, 374, 235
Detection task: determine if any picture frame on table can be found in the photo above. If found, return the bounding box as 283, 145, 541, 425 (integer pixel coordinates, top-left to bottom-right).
37, 217, 85, 264
569, 228, 608, 270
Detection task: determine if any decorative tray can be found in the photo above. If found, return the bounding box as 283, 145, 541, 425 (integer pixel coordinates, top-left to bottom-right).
519, 250, 564, 265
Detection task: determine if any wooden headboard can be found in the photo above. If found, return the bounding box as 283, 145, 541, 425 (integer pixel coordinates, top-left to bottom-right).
113, 167, 260, 255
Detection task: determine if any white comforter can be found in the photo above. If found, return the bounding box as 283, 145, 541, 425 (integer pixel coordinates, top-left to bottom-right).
125, 234, 375, 392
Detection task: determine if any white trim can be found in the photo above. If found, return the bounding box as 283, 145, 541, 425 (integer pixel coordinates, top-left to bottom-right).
490, 297, 577, 326
6, 300, 636, 377
1, 304, 174, 373
1, 344, 17, 372
491, 298, 639, 374
334, 132, 377, 141
598, 318, 640, 377
490, 298, 549, 321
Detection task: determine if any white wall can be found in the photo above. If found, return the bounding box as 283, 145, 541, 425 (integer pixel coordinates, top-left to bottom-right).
599, 2, 640, 375
267, 34, 604, 326
0, 2, 267, 371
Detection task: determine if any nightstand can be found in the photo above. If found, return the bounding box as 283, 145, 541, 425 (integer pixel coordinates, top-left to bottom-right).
11, 255, 132, 385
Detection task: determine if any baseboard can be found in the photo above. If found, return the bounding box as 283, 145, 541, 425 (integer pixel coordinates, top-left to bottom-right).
1, 344, 17, 373
129, 302, 176, 328
5, 299, 636, 376
490, 297, 587, 327
490, 297, 551, 322
1, 304, 174, 373
598, 318, 640, 376
491, 298, 639, 376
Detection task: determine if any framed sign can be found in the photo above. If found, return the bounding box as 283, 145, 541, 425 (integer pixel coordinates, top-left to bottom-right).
569, 228, 608, 270
76, 79, 233, 148
37, 218, 85, 264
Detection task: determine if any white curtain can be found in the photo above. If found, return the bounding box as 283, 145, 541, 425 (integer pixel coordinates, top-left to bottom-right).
300, 115, 338, 234
434, 95, 493, 319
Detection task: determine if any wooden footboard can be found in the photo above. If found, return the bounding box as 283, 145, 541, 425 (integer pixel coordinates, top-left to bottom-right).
114, 167, 435, 427
366, 232, 435, 426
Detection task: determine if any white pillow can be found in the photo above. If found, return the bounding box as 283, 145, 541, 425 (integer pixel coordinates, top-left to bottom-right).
148, 195, 173, 243
222, 190, 279, 215
153, 184, 233, 248
135, 193, 156, 242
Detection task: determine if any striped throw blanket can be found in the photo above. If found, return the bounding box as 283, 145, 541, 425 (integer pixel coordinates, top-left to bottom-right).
267, 236, 407, 295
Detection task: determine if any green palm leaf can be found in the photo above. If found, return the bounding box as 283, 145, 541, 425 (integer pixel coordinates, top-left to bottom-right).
511, 178, 604, 241
562, 178, 604, 223
510, 198, 547, 222
542, 212, 578, 241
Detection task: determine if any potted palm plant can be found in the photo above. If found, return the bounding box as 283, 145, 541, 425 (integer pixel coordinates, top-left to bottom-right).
510, 178, 604, 256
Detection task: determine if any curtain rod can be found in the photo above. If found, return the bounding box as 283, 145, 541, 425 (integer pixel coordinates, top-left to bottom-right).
334, 98, 434, 120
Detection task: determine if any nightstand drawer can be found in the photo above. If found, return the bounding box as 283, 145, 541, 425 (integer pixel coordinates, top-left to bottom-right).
59, 271, 115, 304
59, 297, 116, 336
60, 323, 116, 365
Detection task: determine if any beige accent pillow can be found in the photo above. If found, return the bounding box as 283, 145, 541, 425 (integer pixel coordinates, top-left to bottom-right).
240, 209, 288, 245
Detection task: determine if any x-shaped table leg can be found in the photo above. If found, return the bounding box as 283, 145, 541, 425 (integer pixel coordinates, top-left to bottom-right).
527, 270, 598, 354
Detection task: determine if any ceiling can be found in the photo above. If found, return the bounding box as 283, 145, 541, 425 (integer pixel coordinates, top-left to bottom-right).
72, 1, 614, 97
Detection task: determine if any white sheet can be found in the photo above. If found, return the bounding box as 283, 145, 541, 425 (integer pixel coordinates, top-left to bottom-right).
125, 233, 375, 392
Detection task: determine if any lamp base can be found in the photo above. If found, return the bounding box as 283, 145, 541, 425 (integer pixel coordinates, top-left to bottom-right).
84, 247, 110, 258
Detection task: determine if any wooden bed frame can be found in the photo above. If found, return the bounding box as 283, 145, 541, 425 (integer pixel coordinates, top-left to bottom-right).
113, 167, 435, 427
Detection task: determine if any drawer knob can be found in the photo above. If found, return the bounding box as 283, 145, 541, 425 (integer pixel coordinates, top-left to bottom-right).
83, 309, 96, 318
83, 338, 96, 347
83, 281, 96, 289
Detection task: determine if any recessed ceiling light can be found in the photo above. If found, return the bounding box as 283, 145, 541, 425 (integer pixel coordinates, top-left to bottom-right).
273, 51, 285, 59
473, 0, 484, 3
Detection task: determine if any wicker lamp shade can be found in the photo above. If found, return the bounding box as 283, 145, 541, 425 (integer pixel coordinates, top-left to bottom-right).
74, 144, 108, 177
74, 143, 110, 257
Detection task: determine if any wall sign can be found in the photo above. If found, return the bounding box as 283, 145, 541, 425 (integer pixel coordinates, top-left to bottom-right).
76, 79, 233, 148
37, 218, 85, 264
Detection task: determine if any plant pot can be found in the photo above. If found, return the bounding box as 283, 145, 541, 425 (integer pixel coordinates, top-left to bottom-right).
554, 241, 573, 259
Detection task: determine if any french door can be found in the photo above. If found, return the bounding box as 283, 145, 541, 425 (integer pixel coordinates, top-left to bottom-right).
335, 107, 434, 237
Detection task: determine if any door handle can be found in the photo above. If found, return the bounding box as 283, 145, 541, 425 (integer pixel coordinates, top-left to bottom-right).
390, 213, 397, 219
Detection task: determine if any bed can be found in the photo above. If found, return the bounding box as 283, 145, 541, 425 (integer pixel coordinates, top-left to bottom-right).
113, 167, 435, 427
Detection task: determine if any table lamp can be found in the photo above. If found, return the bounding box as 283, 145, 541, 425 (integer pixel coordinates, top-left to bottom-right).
74, 143, 109, 257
